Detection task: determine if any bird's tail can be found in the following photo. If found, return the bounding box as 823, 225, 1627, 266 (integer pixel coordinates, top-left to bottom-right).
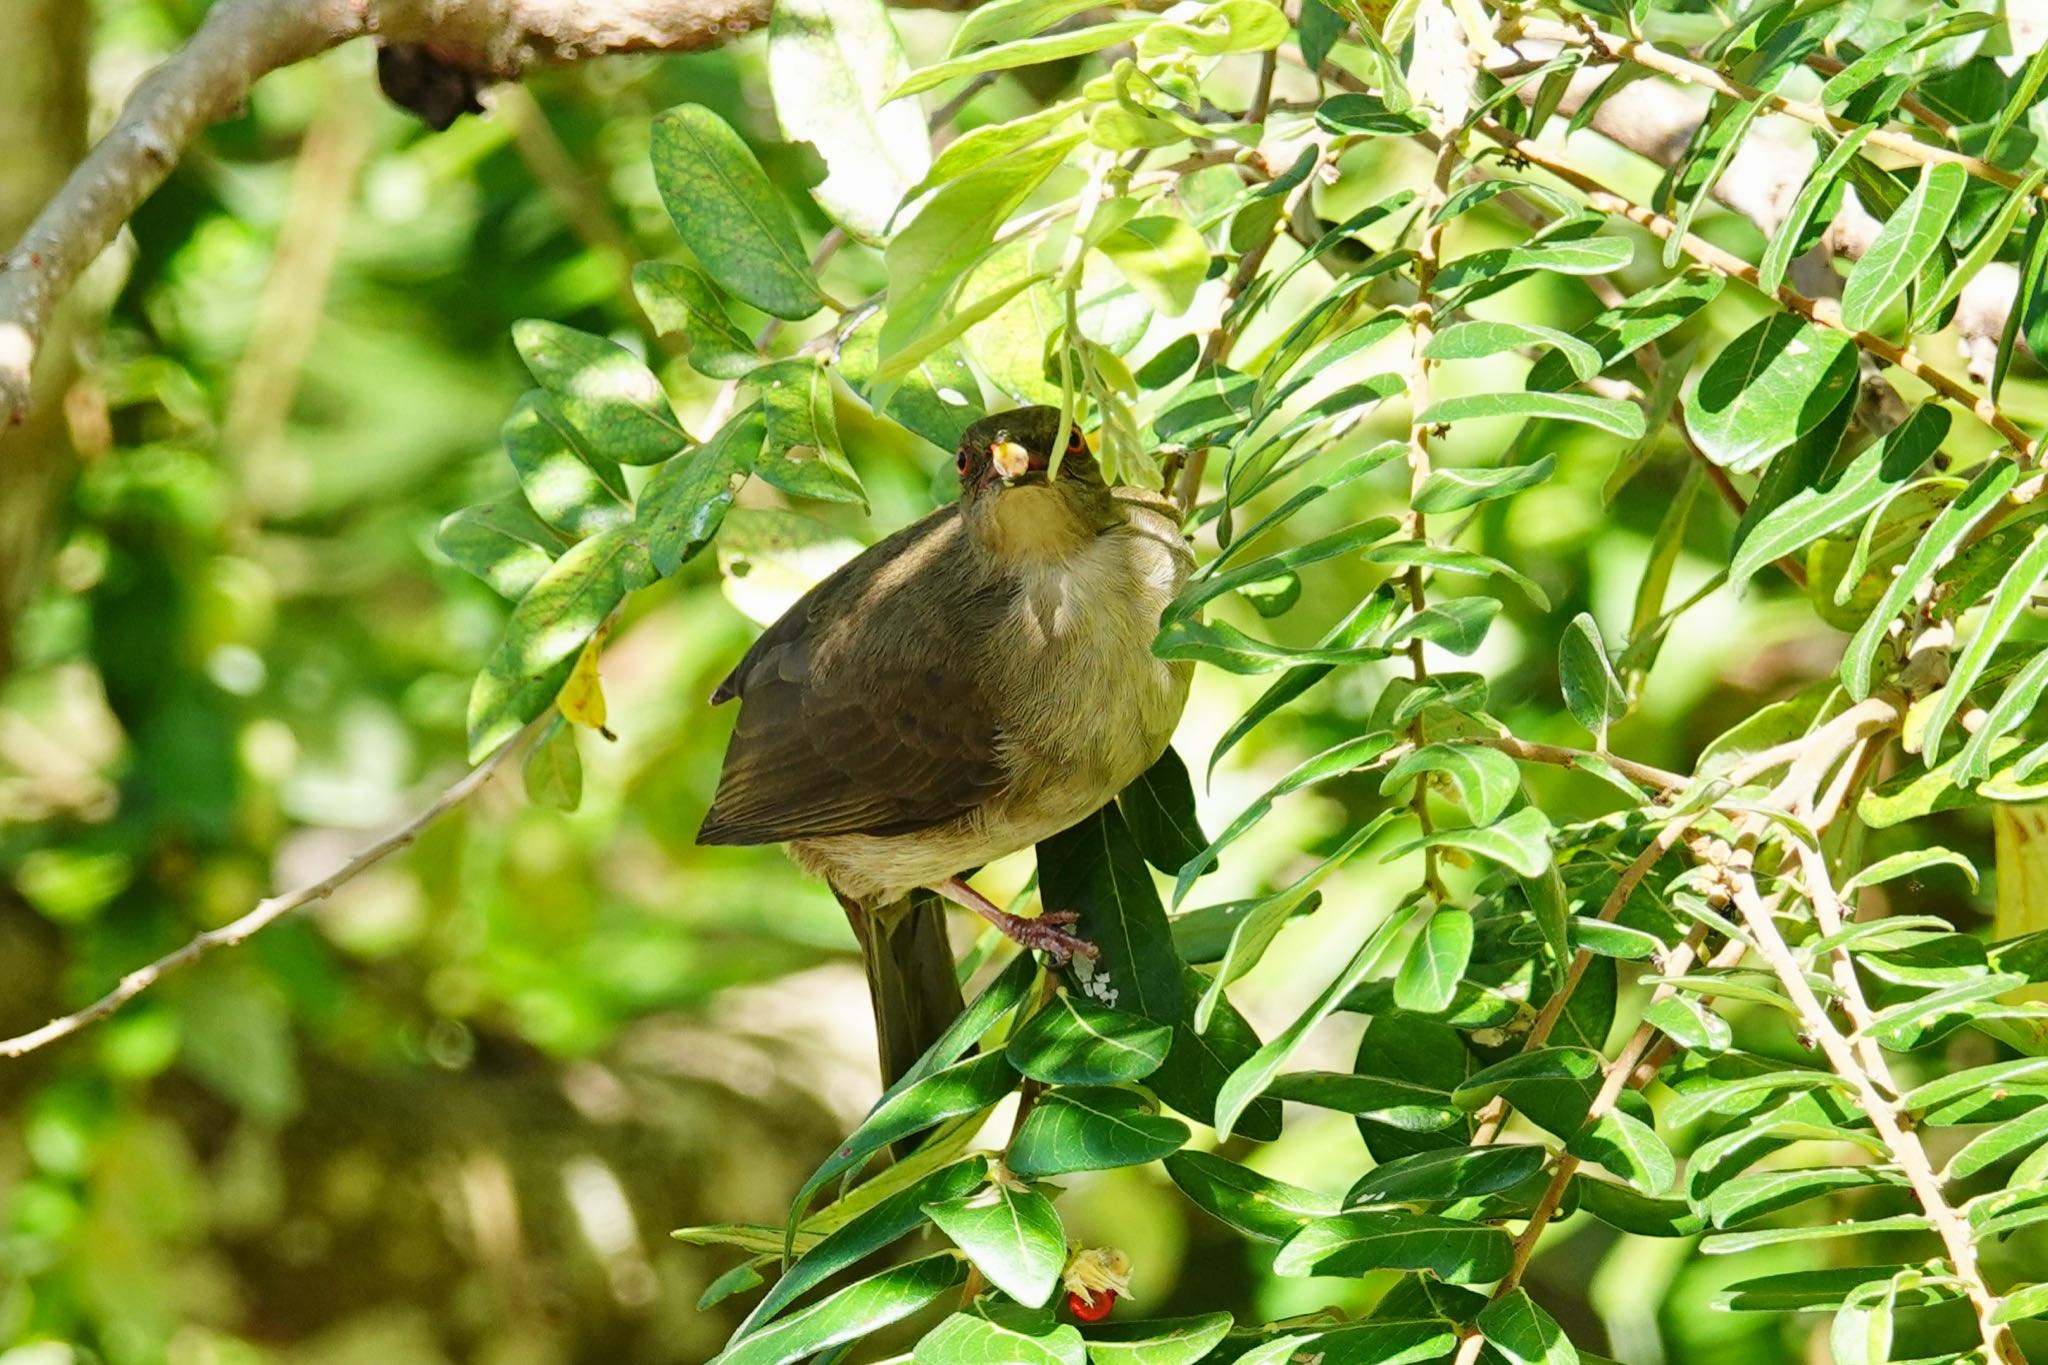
841, 888, 967, 1090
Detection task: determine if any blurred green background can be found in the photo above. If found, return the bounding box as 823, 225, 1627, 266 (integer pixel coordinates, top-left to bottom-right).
1, 3, 2037, 1363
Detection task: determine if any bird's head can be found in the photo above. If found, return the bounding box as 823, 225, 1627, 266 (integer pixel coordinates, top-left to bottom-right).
954, 407, 1117, 561
954, 406, 1105, 497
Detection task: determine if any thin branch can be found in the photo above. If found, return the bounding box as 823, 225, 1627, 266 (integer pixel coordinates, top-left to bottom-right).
1526, 15, 2039, 203
1478, 118, 2041, 464
1730, 870, 2022, 1364
0, 719, 539, 1059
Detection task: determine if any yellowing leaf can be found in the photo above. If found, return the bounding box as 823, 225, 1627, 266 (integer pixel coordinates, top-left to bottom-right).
1995, 804, 2048, 1002
559, 627, 616, 739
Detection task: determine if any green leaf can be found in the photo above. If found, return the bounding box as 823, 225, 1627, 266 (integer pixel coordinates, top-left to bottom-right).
1700, 1214, 1929, 1257
1380, 744, 1519, 827
1947, 1106, 2048, 1181
1958, 649, 2048, 785
1137, 0, 1288, 56
1267, 1071, 1462, 1131
1432, 236, 1634, 297
1840, 162, 1968, 333
1703, 1166, 1907, 1229
466, 527, 651, 761
1187, 736, 1399, 904
839, 313, 986, 451
513, 320, 686, 465
1040, 803, 1186, 1025
1453, 1047, 1601, 1112
1642, 994, 1732, 1052
1387, 806, 1554, 878
769, 0, 928, 244
1314, 92, 1429, 135
1913, 169, 2047, 334
1393, 909, 1474, 1014
915, 1310, 1087, 1365
1081, 1314, 1233, 1365
1195, 810, 1402, 1030
1842, 459, 2019, 698
1213, 902, 1421, 1138
522, 721, 582, 810
1687, 313, 1859, 473
1006, 1086, 1190, 1177
740, 1159, 986, 1333
925, 1182, 1066, 1307
1275, 1211, 1514, 1283
1728, 403, 1948, 590
895, 952, 1043, 1099
1993, 1283, 2048, 1325
436, 499, 560, 600
1661, 94, 1769, 271
1156, 963, 1284, 1142
1154, 366, 1257, 447
1006, 994, 1173, 1085
1361, 543, 1550, 611
1206, 593, 1398, 779
1559, 613, 1626, 743
1412, 456, 1555, 512
1568, 1110, 1674, 1194
1574, 1175, 1704, 1238
754, 358, 866, 507
1419, 391, 1645, 440
710, 1255, 967, 1365
1525, 271, 1723, 393
1839, 846, 1978, 897
637, 407, 762, 578
634, 262, 759, 380
1098, 215, 1208, 317
1163, 1150, 1342, 1243
1479, 1288, 1579, 1365
791, 1052, 1019, 1226
1997, 203, 2048, 402
1119, 748, 1206, 877
1715, 1267, 1942, 1314
1346, 1144, 1547, 1206
894, 20, 1158, 96
954, 0, 1110, 52
1384, 596, 1501, 657
1428, 320, 1601, 382
1919, 524, 2048, 763
502, 391, 631, 538
699, 1260, 768, 1311
1170, 518, 1402, 626
882, 138, 1075, 368
651, 106, 822, 321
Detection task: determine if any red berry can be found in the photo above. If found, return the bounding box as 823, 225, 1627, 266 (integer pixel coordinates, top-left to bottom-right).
1066, 1289, 1116, 1322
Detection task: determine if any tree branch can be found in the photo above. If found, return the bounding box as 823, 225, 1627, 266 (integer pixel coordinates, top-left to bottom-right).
2, 0, 960, 427
1479, 118, 2041, 464
0, 718, 538, 1059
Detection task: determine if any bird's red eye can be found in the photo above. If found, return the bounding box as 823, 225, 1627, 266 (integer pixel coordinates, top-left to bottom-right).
1067, 428, 1086, 455
955, 447, 969, 474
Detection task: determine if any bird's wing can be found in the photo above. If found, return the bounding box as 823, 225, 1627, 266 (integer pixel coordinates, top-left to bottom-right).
697, 508, 1013, 845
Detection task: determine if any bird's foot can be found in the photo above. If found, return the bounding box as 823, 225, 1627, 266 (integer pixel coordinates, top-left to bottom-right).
989, 908, 1097, 966
934, 877, 1098, 965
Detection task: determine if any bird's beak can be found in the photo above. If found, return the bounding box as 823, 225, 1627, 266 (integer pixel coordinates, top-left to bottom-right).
990, 439, 1032, 482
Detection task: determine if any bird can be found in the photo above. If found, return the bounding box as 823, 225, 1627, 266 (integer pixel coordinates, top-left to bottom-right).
696, 405, 1194, 1087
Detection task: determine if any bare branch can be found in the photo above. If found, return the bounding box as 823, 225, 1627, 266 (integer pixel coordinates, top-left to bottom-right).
0, 719, 538, 1059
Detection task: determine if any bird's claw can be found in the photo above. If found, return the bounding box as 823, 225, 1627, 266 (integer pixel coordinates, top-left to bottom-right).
998, 909, 1097, 965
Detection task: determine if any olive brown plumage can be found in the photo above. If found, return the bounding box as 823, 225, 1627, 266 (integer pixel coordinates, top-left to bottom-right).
698, 407, 1192, 1087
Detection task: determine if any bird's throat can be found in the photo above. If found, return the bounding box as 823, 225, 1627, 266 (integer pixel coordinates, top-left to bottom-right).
972, 484, 1108, 566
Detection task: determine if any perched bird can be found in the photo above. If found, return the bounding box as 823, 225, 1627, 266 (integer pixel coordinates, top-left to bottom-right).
697, 406, 1193, 1085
